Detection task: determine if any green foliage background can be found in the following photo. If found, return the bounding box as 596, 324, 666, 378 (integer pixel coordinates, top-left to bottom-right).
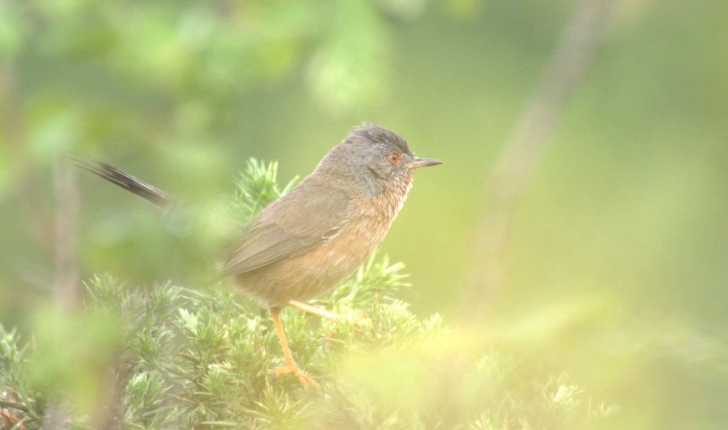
0, 0, 727, 428
0, 163, 617, 429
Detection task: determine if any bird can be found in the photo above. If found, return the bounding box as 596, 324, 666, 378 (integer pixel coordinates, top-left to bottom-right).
75, 123, 442, 389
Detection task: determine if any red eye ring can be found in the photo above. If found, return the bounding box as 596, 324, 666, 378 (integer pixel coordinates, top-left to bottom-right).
387, 151, 402, 165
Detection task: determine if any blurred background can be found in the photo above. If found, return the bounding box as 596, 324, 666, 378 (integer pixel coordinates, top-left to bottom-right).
0, 0, 727, 428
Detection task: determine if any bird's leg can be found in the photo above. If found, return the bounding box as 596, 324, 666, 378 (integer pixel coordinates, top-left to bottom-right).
288, 299, 365, 342
269, 306, 320, 391
288, 300, 341, 321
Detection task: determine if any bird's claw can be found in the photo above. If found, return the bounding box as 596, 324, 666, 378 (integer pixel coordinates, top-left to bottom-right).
344, 311, 368, 333
274, 364, 321, 391
322, 312, 368, 352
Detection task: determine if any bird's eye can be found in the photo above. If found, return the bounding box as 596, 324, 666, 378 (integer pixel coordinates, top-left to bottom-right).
387, 151, 402, 165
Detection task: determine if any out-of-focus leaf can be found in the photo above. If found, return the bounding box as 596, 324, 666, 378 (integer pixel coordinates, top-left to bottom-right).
29, 306, 123, 417
0, 8, 24, 58
375, 0, 428, 21
27, 99, 84, 161
307, 0, 389, 113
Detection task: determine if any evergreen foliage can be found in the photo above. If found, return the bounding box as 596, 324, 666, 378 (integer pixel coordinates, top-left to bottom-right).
0, 161, 617, 429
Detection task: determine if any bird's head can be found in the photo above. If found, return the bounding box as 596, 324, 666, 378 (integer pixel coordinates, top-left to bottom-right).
316, 123, 442, 196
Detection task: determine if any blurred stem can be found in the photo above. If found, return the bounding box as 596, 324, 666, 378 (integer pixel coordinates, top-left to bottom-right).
2, 51, 80, 307
53, 159, 80, 310
467, 0, 615, 317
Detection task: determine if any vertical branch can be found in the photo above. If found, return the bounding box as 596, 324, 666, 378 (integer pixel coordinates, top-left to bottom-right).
53, 159, 80, 310
467, 0, 616, 315
1, 4, 80, 307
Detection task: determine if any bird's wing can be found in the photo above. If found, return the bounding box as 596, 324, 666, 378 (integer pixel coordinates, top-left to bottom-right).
219, 184, 351, 279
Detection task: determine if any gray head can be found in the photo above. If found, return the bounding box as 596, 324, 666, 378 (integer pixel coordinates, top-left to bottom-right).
315, 123, 442, 195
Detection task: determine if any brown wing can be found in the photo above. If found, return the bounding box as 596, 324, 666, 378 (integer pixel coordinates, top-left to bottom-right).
219, 182, 351, 279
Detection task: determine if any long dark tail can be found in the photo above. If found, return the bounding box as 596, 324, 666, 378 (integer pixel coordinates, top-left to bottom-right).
71, 156, 172, 210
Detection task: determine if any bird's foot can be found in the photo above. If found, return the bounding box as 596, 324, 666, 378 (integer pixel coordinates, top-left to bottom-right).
274, 364, 321, 391
342, 311, 368, 333
321, 312, 368, 351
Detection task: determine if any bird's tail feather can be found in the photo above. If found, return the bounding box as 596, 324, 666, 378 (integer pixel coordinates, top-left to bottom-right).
71, 155, 172, 210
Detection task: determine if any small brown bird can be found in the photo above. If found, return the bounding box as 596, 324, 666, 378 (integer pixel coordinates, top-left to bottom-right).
76, 123, 442, 389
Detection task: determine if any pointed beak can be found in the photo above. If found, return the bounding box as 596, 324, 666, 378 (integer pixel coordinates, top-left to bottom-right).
405, 157, 443, 170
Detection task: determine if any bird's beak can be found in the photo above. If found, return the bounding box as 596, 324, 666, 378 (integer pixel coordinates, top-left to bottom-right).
405, 157, 443, 170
